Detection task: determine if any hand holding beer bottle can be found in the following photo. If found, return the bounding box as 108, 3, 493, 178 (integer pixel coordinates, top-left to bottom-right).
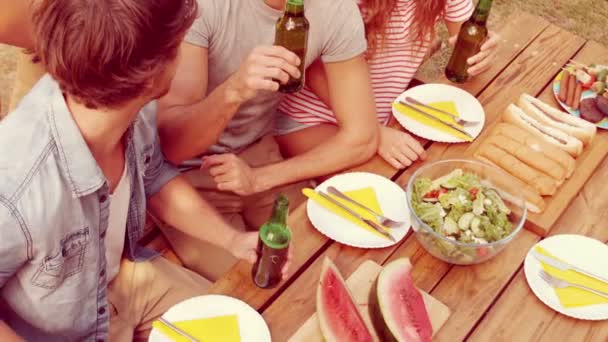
274, 0, 309, 93
445, 0, 498, 83
252, 194, 292, 288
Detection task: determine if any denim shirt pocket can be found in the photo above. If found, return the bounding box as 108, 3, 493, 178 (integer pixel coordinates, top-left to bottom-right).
31, 228, 90, 289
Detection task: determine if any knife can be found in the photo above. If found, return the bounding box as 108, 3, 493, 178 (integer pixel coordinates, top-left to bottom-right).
531, 249, 608, 284
396, 100, 474, 140
313, 190, 396, 242
405, 96, 479, 124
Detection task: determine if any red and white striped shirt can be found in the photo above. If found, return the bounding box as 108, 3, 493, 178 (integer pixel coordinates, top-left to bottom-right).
278, 0, 474, 127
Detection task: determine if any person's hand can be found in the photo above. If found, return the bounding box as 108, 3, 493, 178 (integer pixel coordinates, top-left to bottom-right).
226, 45, 301, 103
201, 154, 261, 196
448, 31, 500, 76
377, 126, 427, 169
228, 231, 293, 279
228, 231, 259, 264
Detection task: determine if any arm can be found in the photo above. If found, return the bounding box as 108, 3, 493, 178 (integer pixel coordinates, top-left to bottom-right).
157, 43, 301, 164
147, 176, 257, 262
0, 1, 35, 49
203, 55, 379, 195
0, 323, 23, 342
255, 55, 379, 192
157, 43, 238, 164
143, 131, 259, 263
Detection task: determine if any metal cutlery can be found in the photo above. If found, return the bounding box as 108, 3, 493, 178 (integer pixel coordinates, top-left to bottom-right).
397, 100, 474, 140
316, 191, 396, 242
539, 270, 608, 299
326, 186, 405, 229
404, 96, 479, 125
531, 249, 608, 284
158, 317, 199, 342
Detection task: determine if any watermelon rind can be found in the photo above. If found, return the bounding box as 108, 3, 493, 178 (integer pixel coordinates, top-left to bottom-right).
316, 257, 377, 342
369, 258, 432, 342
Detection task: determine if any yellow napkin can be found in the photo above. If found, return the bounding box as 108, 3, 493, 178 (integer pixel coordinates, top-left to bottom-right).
152, 315, 241, 342
303, 187, 390, 239
393, 101, 472, 142
536, 246, 608, 308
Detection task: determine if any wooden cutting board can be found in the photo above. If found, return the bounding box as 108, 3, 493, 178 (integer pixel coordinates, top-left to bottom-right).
288, 260, 451, 341
469, 118, 608, 237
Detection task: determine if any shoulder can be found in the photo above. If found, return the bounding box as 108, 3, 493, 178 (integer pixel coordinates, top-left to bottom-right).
0, 75, 57, 202
306, 0, 361, 18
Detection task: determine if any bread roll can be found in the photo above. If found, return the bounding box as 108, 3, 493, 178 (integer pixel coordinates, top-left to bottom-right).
475, 143, 558, 196
503, 104, 583, 157
492, 123, 575, 178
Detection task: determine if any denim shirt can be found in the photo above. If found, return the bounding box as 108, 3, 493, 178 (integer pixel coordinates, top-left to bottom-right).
0, 75, 179, 341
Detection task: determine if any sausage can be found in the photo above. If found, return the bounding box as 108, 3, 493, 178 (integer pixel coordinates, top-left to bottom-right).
566, 74, 577, 107
572, 83, 583, 110
559, 71, 569, 102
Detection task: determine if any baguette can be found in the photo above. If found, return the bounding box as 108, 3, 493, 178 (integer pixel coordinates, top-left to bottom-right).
518, 94, 596, 145
492, 123, 575, 177
473, 156, 546, 213
503, 104, 583, 157
475, 143, 558, 196
484, 134, 567, 183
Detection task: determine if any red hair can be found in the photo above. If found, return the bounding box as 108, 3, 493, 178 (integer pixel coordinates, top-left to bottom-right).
363, 0, 447, 57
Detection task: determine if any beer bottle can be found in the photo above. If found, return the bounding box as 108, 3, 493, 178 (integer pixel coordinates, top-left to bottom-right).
274, 0, 309, 93
445, 0, 494, 83
252, 194, 291, 289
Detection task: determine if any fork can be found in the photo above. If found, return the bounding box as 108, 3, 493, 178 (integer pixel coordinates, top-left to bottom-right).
404, 96, 480, 125
539, 270, 608, 299
158, 317, 199, 342
326, 186, 406, 229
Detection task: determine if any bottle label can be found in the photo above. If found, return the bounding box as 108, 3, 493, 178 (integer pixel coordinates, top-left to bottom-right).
287, 0, 303, 5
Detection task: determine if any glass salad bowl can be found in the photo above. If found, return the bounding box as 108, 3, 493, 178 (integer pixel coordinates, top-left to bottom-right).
406, 159, 527, 265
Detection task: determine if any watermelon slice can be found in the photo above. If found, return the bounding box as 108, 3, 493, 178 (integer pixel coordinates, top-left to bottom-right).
317, 257, 376, 342
370, 258, 432, 342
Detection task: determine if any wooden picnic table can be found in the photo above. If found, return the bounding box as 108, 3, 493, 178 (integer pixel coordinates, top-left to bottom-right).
210, 12, 608, 341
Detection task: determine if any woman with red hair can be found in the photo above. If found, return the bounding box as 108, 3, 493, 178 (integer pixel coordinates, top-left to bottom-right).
276, 0, 499, 169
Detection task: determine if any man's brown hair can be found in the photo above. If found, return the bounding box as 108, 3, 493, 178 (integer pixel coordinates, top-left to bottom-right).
33, 0, 198, 108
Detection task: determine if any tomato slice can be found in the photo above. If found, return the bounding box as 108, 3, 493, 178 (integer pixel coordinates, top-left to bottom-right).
469, 188, 479, 200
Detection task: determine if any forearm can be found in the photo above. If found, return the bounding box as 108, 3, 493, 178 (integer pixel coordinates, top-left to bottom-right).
0, 322, 24, 342
158, 79, 242, 164
0, 1, 35, 49
148, 176, 238, 250
256, 127, 378, 191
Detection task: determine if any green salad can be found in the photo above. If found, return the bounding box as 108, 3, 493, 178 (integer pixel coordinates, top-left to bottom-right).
411, 169, 513, 244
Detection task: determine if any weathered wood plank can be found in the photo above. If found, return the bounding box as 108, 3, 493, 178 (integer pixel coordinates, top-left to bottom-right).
429, 230, 540, 341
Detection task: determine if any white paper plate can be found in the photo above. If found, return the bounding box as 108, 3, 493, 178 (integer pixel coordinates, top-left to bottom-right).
524, 234, 608, 320
148, 295, 271, 342
306, 172, 410, 249
392, 83, 485, 143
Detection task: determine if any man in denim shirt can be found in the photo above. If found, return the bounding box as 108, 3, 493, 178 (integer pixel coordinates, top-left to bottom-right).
0, 0, 267, 340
